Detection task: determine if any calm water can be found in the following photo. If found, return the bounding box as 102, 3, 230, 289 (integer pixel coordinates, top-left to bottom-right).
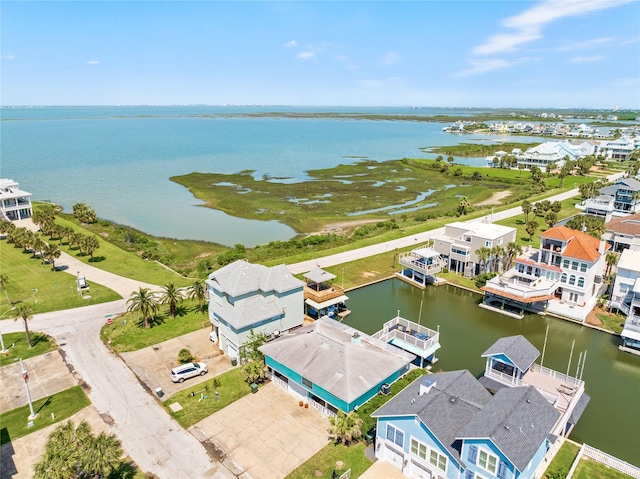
344, 279, 640, 466
2, 106, 535, 246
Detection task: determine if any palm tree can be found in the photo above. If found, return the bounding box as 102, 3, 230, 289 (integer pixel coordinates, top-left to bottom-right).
160, 282, 182, 318
83, 431, 123, 478
68, 232, 84, 250
544, 211, 558, 228
504, 242, 522, 271
81, 235, 100, 260
187, 279, 207, 314
13, 303, 34, 348
491, 245, 505, 273
127, 287, 159, 329
457, 196, 470, 216
32, 237, 46, 262
525, 220, 539, 242
0, 274, 12, 307
521, 200, 532, 223
328, 410, 363, 445
43, 243, 62, 270
475, 247, 491, 274
605, 252, 619, 278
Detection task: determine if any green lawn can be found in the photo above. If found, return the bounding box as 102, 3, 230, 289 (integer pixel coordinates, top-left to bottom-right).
41, 213, 191, 287
284, 442, 373, 479
101, 300, 210, 353
163, 367, 251, 428
543, 441, 580, 478
0, 240, 121, 316
0, 332, 56, 368
596, 310, 626, 334
0, 385, 90, 445
573, 457, 634, 479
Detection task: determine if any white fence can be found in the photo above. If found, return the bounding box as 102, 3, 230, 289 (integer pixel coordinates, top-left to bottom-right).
567, 444, 640, 479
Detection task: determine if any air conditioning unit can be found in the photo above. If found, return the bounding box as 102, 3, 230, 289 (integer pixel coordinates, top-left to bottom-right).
380, 383, 391, 396
595, 276, 602, 284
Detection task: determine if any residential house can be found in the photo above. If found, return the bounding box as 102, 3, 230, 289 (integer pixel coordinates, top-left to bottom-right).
515, 141, 596, 171
603, 212, 640, 253
600, 137, 635, 161
432, 219, 517, 277
259, 317, 414, 415
396, 245, 446, 288
0, 179, 32, 221
579, 177, 640, 222
371, 368, 561, 479
609, 249, 640, 353
206, 260, 304, 360
481, 226, 608, 321
302, 266, 350, 320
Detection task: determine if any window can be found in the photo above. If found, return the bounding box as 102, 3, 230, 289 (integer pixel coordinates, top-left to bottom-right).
580, 263, 587, 273
561, 273, 567, 283
571, 261, 578, 271
569, 275, 576, 286
411, 439, 447, 472
485, 241, 492, 248
478, 450, 498, 474
386, 425, 404, 448
578, 277, 585, 288
302, 377, 313, 388
563, 259, 570, 268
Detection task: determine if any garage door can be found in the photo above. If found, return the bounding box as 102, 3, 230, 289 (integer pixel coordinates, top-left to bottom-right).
384, 444, 404, 470
288, 379, 308, 399
406, 460, 433, 479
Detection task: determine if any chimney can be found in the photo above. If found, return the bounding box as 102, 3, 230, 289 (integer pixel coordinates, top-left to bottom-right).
351, 332, 361, 345
419, 377, 436, 395
598, 239, 606, 254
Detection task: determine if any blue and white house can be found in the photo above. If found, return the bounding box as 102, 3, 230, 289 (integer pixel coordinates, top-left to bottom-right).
259, 317, 414, 416
579, 177, 640, 222
610, 249, 640, 353
206, 260, 305, 360
371, 370, 560, 479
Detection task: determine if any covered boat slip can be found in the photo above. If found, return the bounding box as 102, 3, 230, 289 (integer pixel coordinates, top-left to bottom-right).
372, 314, 441, 366
396, 246, 446, 289
303, 266, 351, 319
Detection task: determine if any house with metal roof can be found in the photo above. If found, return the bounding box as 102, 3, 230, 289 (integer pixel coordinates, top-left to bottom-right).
481, 226, 608, 321
0, 179, 32, 221
259, 317, 415, 416
206, 260, 305, 360
515, 141, 595, 171
371, 369, 560, 479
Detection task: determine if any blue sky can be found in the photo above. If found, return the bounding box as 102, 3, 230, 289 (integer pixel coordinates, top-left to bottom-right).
2, 1, 639, 108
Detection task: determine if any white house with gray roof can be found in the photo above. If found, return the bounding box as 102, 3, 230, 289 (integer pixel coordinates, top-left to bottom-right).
206, 260, 304, 360
371, 370, 560, 479
259, 317, 414, 415
0, 179, 32, 221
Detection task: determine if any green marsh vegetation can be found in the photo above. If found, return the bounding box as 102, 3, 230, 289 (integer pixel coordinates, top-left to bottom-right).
425, 142, 540, 157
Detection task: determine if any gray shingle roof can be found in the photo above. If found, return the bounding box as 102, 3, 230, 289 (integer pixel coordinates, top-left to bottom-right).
304, 266, 336, 284
481, 335, 540, 372
372, 371, 493, 462
207, 260, 304, 297
458, 386, 560, 471
215, 295, 284, 330
259, 318, 415, 404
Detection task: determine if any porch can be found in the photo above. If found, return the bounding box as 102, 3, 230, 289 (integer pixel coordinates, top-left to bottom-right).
372, 314, 440, 365
396, 247, 446, 289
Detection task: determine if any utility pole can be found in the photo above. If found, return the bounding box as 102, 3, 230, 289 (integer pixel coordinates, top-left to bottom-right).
20, 359, 38, 420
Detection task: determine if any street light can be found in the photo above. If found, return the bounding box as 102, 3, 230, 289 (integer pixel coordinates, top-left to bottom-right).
20, 358, 38, 419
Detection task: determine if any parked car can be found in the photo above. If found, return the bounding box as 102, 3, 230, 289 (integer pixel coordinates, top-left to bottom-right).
170, 362, 208, 383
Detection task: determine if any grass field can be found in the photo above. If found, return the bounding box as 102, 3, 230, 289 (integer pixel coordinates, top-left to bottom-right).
543, 441, 580, 478
101, 300, 210, 353
0, 239, 121, 316
573, 458, 634, 479
163, 367, 251, 428
0, 385, 90, 445
284, 442, 373, 479
0, 332, 56, 368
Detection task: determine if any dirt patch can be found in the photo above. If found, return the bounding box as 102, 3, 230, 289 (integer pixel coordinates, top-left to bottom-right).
475, 190, 512, 206
311, 218, 380, 236
362, 271, 378, 278
585, 307, 605, 327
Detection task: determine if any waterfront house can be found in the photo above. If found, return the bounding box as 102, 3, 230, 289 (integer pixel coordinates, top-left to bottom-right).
609, 249, 640, 353
432, 219, 517, 277
371, 369, 560, 479
259, 317, 414, 415
480, 335, 589, 438
481, 226, 608, 321
603, 211, 640, 253
578, 177, 640, 222
396, 245, 446, 288
600, 137, 635, 161
206, 260, 304, 360
302, 266, 350, 320
0, 179, 33, 221
515, 141, 595, 171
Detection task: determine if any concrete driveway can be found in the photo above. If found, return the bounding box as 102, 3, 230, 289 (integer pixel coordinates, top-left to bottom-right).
121, 328, 234, 400
191, 382, 330, 479
0, 350, 77, 411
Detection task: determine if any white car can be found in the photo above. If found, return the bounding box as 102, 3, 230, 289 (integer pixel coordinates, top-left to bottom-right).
170, 362, 208, 383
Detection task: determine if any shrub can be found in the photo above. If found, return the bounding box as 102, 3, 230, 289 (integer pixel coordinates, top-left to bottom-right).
178, 348, 194, 364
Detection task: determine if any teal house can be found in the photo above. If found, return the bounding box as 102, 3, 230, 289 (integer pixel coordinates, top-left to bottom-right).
259, 317, 415, 416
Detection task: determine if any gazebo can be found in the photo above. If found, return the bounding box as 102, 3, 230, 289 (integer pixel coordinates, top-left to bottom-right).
303, 266, 350, 320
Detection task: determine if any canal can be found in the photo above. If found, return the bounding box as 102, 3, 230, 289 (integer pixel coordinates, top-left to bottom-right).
343, 279, 640, 467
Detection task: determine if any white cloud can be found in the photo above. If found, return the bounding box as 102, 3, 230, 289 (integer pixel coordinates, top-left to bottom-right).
473, 0, 634, 56
555, 37, 615, 51
87, 60, 100, 65
570, 55, 605, 63
297, 51, 315, 59
284, 40, 297, 48
454, 57, 536, 77
3, 55, 15, 61
381, 52, 399, 66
